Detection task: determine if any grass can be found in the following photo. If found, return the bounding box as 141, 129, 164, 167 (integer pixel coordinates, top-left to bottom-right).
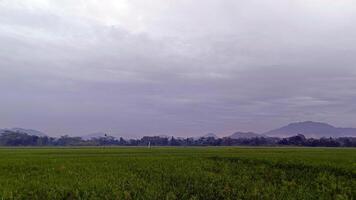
0, 147, 354, 199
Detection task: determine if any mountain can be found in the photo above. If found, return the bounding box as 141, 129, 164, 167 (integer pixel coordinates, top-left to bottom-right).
195, 133, 219, 140
228, 132, 264, 139
80, 132, 116, 140
202, 133, 218, 138
265, 121, 356, 138
156, 135, 171, 139
0, 128, 47, 137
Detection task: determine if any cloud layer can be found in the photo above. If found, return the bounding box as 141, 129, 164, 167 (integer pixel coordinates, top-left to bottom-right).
1, 0, 356, 137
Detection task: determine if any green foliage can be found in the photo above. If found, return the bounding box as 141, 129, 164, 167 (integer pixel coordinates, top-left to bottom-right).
0, 147, 354, 199
1, 131, 356, 147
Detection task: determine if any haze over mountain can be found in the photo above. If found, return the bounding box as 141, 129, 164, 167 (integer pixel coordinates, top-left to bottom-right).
0, 128, 47, 137
228, 132, 264, 139
80, 132, 119, 140
265, 121, 356, 138
194, 133, 219, 140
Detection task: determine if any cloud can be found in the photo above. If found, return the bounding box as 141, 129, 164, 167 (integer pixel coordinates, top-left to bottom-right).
1, 0, 356, 136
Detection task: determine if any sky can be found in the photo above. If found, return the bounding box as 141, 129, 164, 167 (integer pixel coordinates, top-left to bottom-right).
1, 0, 356, 137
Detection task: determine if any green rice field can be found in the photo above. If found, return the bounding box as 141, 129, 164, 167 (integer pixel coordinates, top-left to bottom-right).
0, 147, 355, 199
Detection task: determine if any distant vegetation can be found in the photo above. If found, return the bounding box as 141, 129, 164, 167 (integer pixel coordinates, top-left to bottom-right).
0, 130, 355, 147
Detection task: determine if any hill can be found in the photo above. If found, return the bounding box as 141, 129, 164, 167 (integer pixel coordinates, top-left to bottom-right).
265, 121, 356, 138
194, 133, 219, 140
228, 132, 264, 139
0, 128, 47, 137
201, 133, 218, 138
80, 132, 116, 140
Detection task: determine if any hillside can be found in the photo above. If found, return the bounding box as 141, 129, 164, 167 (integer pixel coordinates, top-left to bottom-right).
228, 132, 264, 139
265, 121, 356, 138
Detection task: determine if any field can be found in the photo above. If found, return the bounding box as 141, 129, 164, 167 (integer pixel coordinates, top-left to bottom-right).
0, 147, 354, 200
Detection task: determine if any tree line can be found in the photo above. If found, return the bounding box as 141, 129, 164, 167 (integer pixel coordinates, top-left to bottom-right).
0, 130, 355, 147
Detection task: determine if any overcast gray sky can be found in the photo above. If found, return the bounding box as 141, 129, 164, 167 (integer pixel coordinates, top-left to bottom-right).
1, 0, 356, 137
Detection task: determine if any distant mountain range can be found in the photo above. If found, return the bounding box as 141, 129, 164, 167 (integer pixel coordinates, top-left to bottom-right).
1, 121, 356, 139
0, 128, 47, 137
228, 132, 264, 139
201, 121, 356, 139
264, 121, 356, 138
198, 133, 219, 139
80, 132, 118, 140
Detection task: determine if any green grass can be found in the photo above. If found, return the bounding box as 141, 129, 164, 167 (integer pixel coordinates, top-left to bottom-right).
0, 147, 354, 200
